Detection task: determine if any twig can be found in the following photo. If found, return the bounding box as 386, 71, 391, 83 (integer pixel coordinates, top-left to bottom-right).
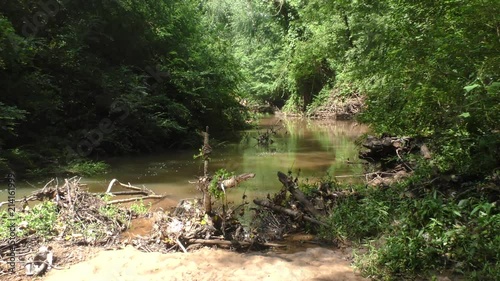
107, 191, 149, 196
396, 148, 413, 171
43, 179, 55, 189
105, 179, 118, 194
176, 238, 187, 253
106, 179, 145, 194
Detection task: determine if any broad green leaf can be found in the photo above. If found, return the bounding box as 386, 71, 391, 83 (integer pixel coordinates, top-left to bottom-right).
464, 84, 480, 93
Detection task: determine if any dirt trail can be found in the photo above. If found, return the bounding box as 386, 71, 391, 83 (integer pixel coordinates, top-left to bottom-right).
44, 245, 367, 281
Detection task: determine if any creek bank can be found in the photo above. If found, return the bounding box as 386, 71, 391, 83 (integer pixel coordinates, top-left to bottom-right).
43, 245, 367, 281
0, 164, 351, 279
309, 92, 365, 120
357, 135, 432, 187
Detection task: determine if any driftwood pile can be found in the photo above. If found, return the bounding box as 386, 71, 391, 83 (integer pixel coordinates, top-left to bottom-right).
358, 135, 432, 186
130, 171, 354, 253
125, 127, 282, 253
129, 197, 284, 254
359, 135, 431, 163
0, 177, 166, 277
0, 171, 359, 277
252, 171, 356, 241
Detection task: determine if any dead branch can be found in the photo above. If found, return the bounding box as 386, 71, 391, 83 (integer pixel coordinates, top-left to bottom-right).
221, 173, 256, 189
176, 238, 188, 253
201, 126, 212, 214
277, 171, 321, 217
107, 191, 150, 196
106, 179, 144, 193
253, 199, 327, 227
105, 194, 165, 205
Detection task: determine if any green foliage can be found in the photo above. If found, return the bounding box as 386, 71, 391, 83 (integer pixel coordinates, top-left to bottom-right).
321, 176, 500, 280
203, 0, 289, 106
0, 0, 248, 177
320, 184, 396, 244
209, 168, 234, 199
208, 0, 500, 178
0, 102, 27, 136
360, 195, 500, 280
64, 160, 109, 176
350, 0, 500, 176
0, 201, 58, 239
130, 200, 152, 215
98, 204, 124, 219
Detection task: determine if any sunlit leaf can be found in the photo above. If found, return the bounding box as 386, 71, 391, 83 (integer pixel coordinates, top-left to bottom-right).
464, 84, 480, 93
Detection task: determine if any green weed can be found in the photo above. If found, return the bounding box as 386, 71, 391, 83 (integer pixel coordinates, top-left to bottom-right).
0, 201, 58, 239
130, 199, 152, 215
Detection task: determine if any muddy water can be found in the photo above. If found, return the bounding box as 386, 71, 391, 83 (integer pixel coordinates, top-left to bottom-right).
1, 117, 368, 207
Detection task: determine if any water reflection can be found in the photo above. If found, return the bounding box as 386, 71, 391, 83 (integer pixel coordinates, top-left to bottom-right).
210, 117, 369, 203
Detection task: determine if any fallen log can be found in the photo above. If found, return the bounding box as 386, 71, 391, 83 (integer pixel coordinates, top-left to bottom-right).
277, 172, 321, 217
221, 173, 255, 189
359, 135, 410, 161
253, 199, 327, 227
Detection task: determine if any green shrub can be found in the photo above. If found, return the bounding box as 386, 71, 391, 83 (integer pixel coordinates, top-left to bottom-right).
354, 190, 500, 280
64, 160, 109, 176
0, 201, 58, 239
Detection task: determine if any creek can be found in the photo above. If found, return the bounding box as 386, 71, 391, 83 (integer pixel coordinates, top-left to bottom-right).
1, 116, 369, 207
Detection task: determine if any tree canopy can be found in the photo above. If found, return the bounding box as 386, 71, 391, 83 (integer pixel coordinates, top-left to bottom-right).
209, 0, 499, 177
1, 0, 498, 179
0, 1, 498, 279
0, 0, 246, 175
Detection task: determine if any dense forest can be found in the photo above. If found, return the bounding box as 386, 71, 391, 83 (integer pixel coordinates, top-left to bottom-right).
0, 0, 499, 279
1, 0, 498, 178
0, 0, 248, 176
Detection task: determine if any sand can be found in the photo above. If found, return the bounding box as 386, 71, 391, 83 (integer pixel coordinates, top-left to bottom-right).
43, 245, 367, 281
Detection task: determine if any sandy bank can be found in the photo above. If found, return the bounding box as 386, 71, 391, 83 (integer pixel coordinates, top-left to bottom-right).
44, 246, 367, 281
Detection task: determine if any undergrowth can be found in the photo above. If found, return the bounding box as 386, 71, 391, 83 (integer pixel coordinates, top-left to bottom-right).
0, 198, 129, 242
316, 175, 499, 280
0, 201, 58, 239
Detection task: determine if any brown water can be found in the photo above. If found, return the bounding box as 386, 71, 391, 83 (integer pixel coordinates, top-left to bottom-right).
1, 117, 368, 206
